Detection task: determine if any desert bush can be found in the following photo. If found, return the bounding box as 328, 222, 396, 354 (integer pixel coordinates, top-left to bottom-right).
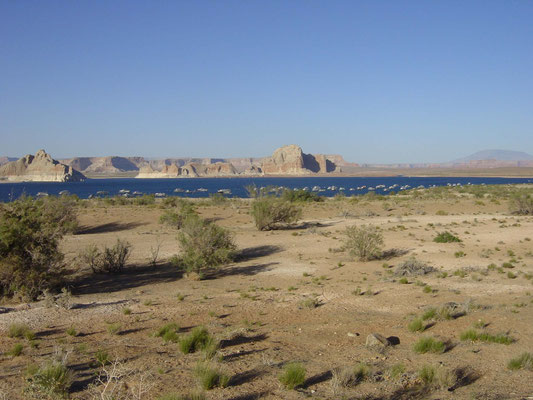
418, 365, 456, 389
251, 197, 302, 231
408, 318, 426, 332
509, 193, 533, 215
155, 323, 180, 343
208, 193, 228, 205
8, 343, 24, 357
80, 239, 131, 273
282, 189, 323, 203
179, 327, 213, 354
175, 215, 236, 274
395, 258, 435, 276
194, 362, 229, 390
159, 201, 197, 229
434, 231, 461, 243
133, 194, 155, 206
25, 360, 72, 399
94, 349, 110, 366
460, 329, 513, 344
279, 362, 306, 390
157, 393, 206, 400
0, 196, 77, 299
413, 337, 446, 354
508, 352, 533, 371
7, 323, 35, 340
106, 323, 122, 335
331, 363, 368, 390
343, 225, 384, 261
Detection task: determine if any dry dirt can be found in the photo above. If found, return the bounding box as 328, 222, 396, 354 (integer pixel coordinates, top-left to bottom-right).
1, 193, 533, 399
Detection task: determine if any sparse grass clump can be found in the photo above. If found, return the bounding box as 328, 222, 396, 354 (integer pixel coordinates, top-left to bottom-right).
434, 231, 461, 243
417, 365, 456, 388
343, 225, 384, 261
408, 318, 426, 332
25, 361, 72, 399
66, 327, 77, 337
413, 337, 446, 354
95, 349, 110, 366
155, 323, 180, 343
157, 393, 206, 400
460, 329, 513, 344
395, 258, 435, 276
179, 327, 214, 354
106, 323, 122, 335
508, 353, 533, 371
331, 364, 369, 390
250, 197, 302, 231
8, 343, 24, 356
194, 362, 229, 390
279, 362, 306, 390
7, 323, 35, 340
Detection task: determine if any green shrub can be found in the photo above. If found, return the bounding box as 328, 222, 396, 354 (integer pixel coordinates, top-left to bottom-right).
160, 201, 197, 229
509, 193, 533, 215
194, 362, 229, 390
66, 327, 77, 337
343, 225, 384, 261
155, 323, 180, 343
250, 197, 302, 231
25, 361, 72, 398
95, 349, 110, 366
434, 231, 461, 243
331, 363, 368, 389
460, 329, 513, 344
175, 215, 236, 274
81, 239, 132, 274
408, 318, 426, 332
106, 323, 122, 335
9, 343, 24, 356
279, 362, 306, 390
282, 189, 323, 203
508, 353, 533, 371
413, 337, 446, 354
133, 194, 155, 206
179, 327, 212, 354
7, 323, 35, 340
0, 196, 77, 299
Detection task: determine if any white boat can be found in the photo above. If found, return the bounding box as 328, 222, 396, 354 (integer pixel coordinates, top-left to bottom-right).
36, 192, 48, 197
197, 188, 208, 192
173, 188, 184, 193
119, 189, 130, 194
59, 190, 70, 196
155, 192, 166, 197
217, 189, 231, 195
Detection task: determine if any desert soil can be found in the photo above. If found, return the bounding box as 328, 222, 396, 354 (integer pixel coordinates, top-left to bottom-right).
1, 191, 532, 399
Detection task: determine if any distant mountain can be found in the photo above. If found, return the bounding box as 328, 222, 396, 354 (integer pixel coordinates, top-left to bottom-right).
0, 156, 17, 166
454, 150, 533, 162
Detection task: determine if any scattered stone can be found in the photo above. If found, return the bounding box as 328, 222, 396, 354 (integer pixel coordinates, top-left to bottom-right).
366, 333, 391, 348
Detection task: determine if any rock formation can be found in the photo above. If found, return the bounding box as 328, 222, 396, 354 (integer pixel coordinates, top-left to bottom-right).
260, 145, 338, 175
136, 162, 239, 178
0, 150, 86, 182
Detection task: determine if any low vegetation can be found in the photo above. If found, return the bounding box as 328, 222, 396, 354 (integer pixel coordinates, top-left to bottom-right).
508, 353, 533, 371
279, 362, 306, 390
0, 196, 77, 299
434, 231, 462, 243
250, 196, 302, 231
460, 329, 513, 344
174, 214, 237, 275
343, 224, 384, 261
413, 337, 446, 354
80, 239, 132, 273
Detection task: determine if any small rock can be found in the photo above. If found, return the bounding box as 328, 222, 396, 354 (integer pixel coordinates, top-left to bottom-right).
365, 333, 390, 348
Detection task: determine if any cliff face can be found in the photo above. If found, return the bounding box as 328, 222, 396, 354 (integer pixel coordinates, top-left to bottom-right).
0, 150, 86, 182
260, 145, 338, 175
136, 162, 239, 178
61, 156, 145, 174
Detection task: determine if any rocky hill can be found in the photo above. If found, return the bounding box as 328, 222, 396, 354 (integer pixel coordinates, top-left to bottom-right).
0, 150, 86, 182
261, 144, 338, 174
0, 156, 17, 166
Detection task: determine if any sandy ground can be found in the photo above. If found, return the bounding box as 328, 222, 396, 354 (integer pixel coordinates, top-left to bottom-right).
1, 192, 532, 399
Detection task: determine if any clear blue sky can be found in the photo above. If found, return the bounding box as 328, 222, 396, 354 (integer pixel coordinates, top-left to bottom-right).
1, 1, 532, 163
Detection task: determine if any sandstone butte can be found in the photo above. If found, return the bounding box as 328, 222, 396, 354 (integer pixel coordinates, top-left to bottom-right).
135, 145, 343, 178
0, 149, 86, 182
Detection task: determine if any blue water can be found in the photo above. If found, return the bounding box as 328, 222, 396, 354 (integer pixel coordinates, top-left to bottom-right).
0, 176, 531, 202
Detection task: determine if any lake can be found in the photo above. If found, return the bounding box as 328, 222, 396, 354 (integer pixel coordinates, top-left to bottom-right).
0, 176, 532, 202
